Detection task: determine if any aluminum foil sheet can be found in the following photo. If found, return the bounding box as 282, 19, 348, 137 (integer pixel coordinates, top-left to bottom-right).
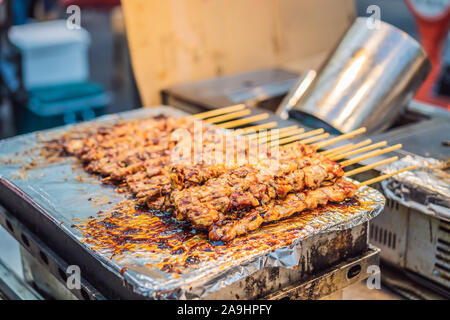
0, 107, 385, 299
381, 155, 450, 220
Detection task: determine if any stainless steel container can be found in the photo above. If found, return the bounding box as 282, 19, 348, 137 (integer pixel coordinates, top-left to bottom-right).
291, 17, 431, 134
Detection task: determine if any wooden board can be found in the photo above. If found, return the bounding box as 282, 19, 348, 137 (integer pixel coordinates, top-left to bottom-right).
122, 0, 355, 106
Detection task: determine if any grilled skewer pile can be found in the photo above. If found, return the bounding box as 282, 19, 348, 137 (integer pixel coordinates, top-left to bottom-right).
51, 106, 416, 242
171, 147, 344, 229
209, 178, 358, 241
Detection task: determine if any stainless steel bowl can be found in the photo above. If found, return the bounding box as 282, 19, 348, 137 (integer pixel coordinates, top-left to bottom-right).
290, 17, 431, 134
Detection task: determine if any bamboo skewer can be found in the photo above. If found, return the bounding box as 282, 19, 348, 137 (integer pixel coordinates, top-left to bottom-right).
313, 127, 367, 149
270, 128, 306, 141
330, 141, 388, 161
192, 108, 409, 188
204, 109, 251, 124
344, 156, 399, 177
262, 128, 307, 144
268, 128, 325, 147
262, 125, 302, 140
321, 139, 372, 157
234, 122, 278, 135
245, 126, 295, 140
244, 125, 299, 139
248, 129, 268, 142
188, 104, 246, 120
358, 165, 418, 187
321, 143, 354, 156
218, 113, 270, 129
277, 125, 300, 134
216, 113, 270, 129
340, 144, 402, 167
326, 141, 373, 159
250, 128, 305, 142
299, 133, 330, 145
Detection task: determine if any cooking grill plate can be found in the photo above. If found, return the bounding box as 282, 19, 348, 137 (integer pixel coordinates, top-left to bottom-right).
0, 107, 385, 299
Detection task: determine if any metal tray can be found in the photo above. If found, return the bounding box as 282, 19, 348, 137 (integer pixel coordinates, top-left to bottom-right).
0, 107, 385, 299
381, 155, 449, 220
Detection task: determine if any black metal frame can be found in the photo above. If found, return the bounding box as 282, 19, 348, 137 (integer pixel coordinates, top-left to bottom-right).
0, 205, 104, 300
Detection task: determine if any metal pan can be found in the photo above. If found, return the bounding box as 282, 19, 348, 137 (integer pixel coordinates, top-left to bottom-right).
0, 107, 385, 299
289, 17, 431, 134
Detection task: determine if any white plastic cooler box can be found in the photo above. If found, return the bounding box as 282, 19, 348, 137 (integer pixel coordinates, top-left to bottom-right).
8, 19, 91, 89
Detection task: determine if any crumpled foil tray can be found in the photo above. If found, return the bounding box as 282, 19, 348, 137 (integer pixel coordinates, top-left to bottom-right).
0, 107, 385, 299
381, 155, 450, 220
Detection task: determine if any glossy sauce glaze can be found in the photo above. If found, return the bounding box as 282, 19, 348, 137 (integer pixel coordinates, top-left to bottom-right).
73, 197, 371, 274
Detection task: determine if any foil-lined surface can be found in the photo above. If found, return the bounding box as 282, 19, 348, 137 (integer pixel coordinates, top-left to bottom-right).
381, 155, 450, 220
0, 107, 385, 299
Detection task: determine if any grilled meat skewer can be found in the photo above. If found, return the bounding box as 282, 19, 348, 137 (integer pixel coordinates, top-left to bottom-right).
209, 178, 358, 241
171, 158, 344, 228
63, 115, 336, 217
55, 115, 355, 242
169, 141, 317, 190
60, 116, 259, 211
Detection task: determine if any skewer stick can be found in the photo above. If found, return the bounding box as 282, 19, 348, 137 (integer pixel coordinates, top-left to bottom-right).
321, 143, 354, 156
298, 133, 330, 144
188, 104, 246, 120
330, 141, 388, 161
271, 128, 305, 140
313, 127, 367, 149
204, 109, 251, 124
216, 113, 270, 129
268, 128, 325, 147
260, 128, 307, 144
278, 125, 300, 132
340, 144, 402, 167
246, 129, 272, 141
242, 124, 297, 138
321, 139, 371, 156
358, 165, 418, 187
250, 129, 268, 140
249, 127, 305, 141
246, 128, 280, 140
261, 125, 301, 138
344, 156, 399, 177
234, 122, 278, 135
